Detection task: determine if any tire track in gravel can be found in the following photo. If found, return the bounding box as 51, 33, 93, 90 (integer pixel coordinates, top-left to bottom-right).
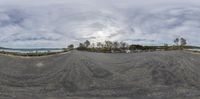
0, 51, 200, 99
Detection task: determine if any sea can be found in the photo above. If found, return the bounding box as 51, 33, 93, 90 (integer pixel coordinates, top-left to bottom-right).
187, 48, 200, 52
0, 48, 64, 53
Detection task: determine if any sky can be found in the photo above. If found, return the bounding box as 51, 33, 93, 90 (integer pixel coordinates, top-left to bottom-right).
0, 0, 200, 48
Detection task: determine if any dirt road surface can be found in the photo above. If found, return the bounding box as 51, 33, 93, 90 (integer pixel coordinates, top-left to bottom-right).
0, 51, 200, 99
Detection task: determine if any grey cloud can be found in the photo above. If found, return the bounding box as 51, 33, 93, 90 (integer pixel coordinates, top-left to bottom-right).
0, 1, 200, 48
75, 36, 97, 41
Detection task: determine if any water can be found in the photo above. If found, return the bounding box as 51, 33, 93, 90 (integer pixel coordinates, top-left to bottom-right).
0, 48, 64, 53
187, 49, 200, 52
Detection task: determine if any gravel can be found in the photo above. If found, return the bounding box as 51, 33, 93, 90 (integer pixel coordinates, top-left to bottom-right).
0, 50, 200, 99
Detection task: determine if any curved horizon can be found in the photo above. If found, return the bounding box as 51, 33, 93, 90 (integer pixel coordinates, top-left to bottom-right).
0, 0, 200, 48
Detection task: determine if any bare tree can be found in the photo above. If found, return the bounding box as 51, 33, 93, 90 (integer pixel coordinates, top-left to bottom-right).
120, 41, 128, 50
97, 42, 103, 48
84, 40, 90, 48
174, 38, 179, 46
79, 43, 85, 48
113, 41, 119, 49
105, 41, 113, 50
91, 43, 95, 48
180, 38, 187, 46
105, 41, 112, 48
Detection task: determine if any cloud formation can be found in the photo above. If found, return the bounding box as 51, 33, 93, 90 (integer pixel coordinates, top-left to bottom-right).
0, 0, 200, 48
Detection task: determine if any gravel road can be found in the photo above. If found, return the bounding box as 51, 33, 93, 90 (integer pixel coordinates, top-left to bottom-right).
0, 51, 200, 99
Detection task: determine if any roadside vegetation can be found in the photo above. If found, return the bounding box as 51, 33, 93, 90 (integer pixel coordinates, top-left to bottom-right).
75, 37, 189, 53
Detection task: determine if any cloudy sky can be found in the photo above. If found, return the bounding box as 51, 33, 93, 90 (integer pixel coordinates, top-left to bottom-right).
0, 0, 200, 48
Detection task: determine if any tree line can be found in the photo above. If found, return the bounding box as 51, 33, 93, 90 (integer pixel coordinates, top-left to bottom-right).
76, 40, 129, 53
67, 37, 188, 53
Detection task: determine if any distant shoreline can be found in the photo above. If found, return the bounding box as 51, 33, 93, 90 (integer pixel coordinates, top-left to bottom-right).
0, 49, 69, 57
0, 45, 200, 57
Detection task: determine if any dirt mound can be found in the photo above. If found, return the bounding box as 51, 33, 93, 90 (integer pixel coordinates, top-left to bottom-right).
0, 51, 200, 99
